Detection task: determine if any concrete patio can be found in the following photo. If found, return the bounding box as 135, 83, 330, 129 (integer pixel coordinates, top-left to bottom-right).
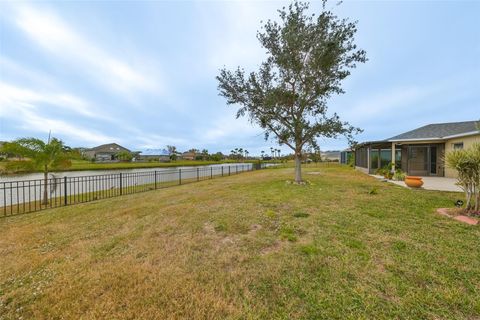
371, 175, 462, 192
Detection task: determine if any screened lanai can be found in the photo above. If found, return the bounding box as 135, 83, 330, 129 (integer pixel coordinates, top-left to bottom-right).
354, 141, 445, 176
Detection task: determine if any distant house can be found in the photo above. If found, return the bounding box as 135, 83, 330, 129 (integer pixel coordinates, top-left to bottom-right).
354, 120, 480, 178
84, 143, 131, 161
181, 151, 196, 160
137, 149, 170, 162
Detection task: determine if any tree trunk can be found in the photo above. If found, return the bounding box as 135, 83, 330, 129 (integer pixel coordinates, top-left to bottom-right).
42, 168, 48, 205
294, 153, 302, 183
475, 185, 479, 212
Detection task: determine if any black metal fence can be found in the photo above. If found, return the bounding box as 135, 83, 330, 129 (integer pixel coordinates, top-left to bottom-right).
1, 163, 264, 217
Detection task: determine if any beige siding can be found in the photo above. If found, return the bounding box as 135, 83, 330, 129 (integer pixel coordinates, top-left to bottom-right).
444, 134, 480, 178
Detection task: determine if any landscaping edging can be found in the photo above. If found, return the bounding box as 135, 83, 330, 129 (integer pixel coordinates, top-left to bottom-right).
436, 208, 478, 225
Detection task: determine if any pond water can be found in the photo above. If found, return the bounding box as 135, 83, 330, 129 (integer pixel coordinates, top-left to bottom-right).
0, 163, 253, 182
1, 163, 266, 210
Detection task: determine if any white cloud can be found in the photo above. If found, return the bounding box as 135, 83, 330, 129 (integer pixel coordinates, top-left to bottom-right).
0, 82, 98, 118
344, 86, 433, 122
13, 5, 163, 99
20, 109, 117, 145
134, 134, 189, 150
0, 99, 116, 145
198, 1, 276, 70
202, 111, 260, 142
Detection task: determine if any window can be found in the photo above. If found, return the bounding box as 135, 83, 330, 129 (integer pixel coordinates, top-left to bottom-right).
453, 142, 464, 150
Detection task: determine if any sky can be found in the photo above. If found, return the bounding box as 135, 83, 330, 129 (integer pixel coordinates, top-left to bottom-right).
0, 0, 479, 155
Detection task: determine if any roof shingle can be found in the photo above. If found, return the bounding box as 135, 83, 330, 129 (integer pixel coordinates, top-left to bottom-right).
388, 121, 479, 141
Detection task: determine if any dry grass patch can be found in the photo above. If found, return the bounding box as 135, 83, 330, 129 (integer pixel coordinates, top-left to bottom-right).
1, 164, 480, 319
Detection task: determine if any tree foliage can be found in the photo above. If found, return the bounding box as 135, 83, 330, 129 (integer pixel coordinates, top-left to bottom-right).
2, 137, 71, 172
216, 1, 366, 182
446, 143, 480, 212
116, 151, 133, 162
1, 137, 72, 204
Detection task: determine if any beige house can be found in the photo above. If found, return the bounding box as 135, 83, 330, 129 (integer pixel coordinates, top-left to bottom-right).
181, 151, 196, 160
354, 121, 480, 178
84, 143, 131, 162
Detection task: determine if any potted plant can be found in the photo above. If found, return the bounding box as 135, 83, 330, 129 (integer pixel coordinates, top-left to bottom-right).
404, 176, 423, 188
376, 164, 394, 180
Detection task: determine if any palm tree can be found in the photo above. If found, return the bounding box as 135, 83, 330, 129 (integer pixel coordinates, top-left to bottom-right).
2, 137, 71, 204
166, 145, 177, 155
201, 149, 209, 160
261, 150, 265, 159
238, 148, 244, 160
244, 150, 249, 160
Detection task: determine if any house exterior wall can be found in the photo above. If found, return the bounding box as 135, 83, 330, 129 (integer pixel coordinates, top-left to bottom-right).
95, 153, 114, 161
444, 134, 480, 178
83, 150, 96, 159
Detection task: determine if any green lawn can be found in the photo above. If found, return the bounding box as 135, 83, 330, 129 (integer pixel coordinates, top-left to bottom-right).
68, 159, 242, 171
1, 164, 478, 319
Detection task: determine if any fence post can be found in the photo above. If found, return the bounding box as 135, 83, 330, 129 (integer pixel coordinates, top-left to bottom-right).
120, 173, 123, 195
154, 171, 157, 189
211, 167, 213, 179
222, 167, 224, 177
228, 166, 231, 176
64, 176, 67, 206
179, 169, 182, 185
197, 167, 199, 181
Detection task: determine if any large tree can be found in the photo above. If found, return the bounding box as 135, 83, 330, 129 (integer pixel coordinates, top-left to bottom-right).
216, 1, 366, 182
1, 137, 72, 204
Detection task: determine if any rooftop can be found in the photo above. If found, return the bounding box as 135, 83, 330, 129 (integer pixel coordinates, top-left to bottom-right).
388, 121, 479, 141
140, 149, 170, 156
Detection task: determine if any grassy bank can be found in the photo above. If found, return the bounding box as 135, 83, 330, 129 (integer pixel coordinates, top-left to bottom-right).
1, 164, 478, 319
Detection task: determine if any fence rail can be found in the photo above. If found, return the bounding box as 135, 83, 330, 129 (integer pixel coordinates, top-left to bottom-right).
1, 163, 264, 217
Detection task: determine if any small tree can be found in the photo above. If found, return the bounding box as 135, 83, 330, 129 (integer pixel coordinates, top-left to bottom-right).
167, 145, 177, 161
238, 148, 244, 160
201, 149, 209, 160
210, 152, 223, 161
116, 150, 133, 162
1, 137, 71, 204
217, 1, 365, 183
446, 143, 480, 212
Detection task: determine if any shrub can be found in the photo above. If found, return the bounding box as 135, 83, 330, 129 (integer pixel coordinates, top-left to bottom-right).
393, 169, 406, 181
116, 151, 133, 162
445, 143, 480, 212
347, 154, 355, 167
376, 164, 393, 180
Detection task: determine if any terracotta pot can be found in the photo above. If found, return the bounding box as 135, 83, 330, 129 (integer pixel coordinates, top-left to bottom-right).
404, 176, 423, 188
